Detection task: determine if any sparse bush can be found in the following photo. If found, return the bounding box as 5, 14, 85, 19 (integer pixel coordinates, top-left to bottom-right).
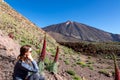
98, 69, 111, 77
86, 60, 94, 64
64, 59, 70, 65
66, 70, 75, 76
44, 57, 52, 66
88, 65, 94, 70
111, 71, 115, 76
71, 64, 77, 67
73, 75, 82, 80
45, 57, 53, 71
106, 66, 112, 69
59, 57, 62, 60
87, 56, 91, 59
76, 61, 87, 68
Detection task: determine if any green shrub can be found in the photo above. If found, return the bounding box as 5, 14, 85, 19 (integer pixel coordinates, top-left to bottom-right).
73, 75, 82, 80
76, 61, 87, 68
66, 70, 75, 76
106, 66, 112, 69
88, 65, 94, 70
86, 60, 94, 64
98, 69, 110, 77
44, 57, 52, 66
44, 57, 53, 71
59, 57, 62, 60
71, 64, 77, 67
64, 59, 70, 65
87, 56, 91, 59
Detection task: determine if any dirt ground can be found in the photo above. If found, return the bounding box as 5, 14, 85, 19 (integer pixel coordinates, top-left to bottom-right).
0, 30, 116, 80
45, 53, 115, 80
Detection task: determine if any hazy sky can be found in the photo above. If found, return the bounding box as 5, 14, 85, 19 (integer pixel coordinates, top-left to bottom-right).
5, 0, 120, 34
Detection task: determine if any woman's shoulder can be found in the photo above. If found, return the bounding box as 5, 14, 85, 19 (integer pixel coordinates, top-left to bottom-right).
15, 60, 22, 64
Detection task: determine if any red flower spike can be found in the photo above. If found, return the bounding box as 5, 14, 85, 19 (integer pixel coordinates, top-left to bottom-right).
40, 34, 46, 61
54, 46, 59, 62
115, 67, 120, 80
113, 53, 120, 80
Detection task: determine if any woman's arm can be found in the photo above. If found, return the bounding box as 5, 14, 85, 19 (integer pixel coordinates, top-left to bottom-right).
20, 60, 39, 73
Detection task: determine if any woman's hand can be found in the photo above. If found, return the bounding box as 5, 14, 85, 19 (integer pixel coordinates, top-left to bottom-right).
27, 54, 33, 61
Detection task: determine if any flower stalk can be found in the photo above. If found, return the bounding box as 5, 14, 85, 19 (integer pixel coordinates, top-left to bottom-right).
54, 46, 59, 62
112, 53, 120, 80
38, 33, 46, 74
39, 34, 46, 61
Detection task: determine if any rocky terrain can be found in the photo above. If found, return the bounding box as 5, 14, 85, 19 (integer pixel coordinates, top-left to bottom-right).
0, 30, 20, 80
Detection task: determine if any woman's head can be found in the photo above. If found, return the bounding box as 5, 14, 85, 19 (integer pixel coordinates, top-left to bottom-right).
19, 45, 32, 60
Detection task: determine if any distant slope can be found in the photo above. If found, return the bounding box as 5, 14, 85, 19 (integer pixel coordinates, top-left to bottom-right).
43, 21, 120, 42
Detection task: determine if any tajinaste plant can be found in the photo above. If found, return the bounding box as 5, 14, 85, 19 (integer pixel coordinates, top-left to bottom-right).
54, 46, 59, 63
112, 53, 120, 80
38, 34, 46, 74
50, 46, 59, 74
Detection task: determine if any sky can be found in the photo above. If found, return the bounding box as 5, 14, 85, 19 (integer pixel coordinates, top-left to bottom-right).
4, 0, 120, 34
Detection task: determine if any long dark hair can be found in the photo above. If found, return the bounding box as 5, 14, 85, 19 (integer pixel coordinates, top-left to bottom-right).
17, 45, 31, 60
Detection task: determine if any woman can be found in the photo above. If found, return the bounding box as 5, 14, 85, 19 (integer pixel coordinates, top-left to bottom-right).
13, 45, 44, 80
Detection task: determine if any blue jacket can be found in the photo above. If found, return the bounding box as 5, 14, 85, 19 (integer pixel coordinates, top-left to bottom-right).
13, 60, 39, 80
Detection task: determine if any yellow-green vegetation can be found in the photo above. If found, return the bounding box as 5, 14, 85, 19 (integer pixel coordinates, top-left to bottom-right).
0, 2, 58, 58
106, 66, 112, 69
66, 70, 85, 80
86, 60, 94, 64
86, 60, 94, 70
76, 61, 87, 68
73, 75, 83, 80
98, 69, 111, 77
44, 57, 52, 66
88, 65, 94, 70
62, 46, 76, 54
44, 57, 53, 71
66, 70, 76, 76
76, 60, 94, 70
0, 12, 56, 48
64, 59, 70, 65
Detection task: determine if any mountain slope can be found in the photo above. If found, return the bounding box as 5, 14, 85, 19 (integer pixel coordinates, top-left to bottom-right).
0, 1, 58, 79
43, 21, 120, 42
0, 1, 57, 50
